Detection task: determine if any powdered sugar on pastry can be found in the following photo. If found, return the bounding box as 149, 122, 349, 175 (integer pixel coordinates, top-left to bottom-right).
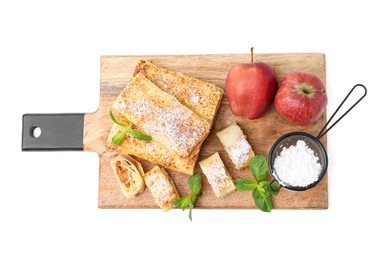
199, 152, 236, 198
113, 74, 210, 157
216, 122, 254, 170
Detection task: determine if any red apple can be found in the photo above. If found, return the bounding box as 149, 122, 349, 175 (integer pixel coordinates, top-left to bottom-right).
226, 48, 278, 120
274, 72, 327, 125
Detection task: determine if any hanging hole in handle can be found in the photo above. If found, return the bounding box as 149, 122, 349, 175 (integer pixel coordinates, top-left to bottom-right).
30, 126, 42, 138
269, 179, 281, 193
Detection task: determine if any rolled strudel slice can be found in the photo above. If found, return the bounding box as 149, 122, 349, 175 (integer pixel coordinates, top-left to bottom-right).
143, 166, 180, 211
199, 152, 236, 198
110, 155, 145, 197
216, 122, 255, 170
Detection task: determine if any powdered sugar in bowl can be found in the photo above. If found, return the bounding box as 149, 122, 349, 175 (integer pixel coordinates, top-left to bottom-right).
268, 84, 367, 192
268, 132, 328, 191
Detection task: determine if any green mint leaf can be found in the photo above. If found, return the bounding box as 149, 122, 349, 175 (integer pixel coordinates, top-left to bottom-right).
257, 181, 270, 194
258, 181, 269, 188
111, 131, 127, 146
172, 198, 182, 207
190, 195, 197, 205
188, 172, 201, 195
129, 128, 152, 141
267, 181, 280, 196
110, 110, 152, 142
249, 155, 268, 182
110, 110, 128, 128
173, 196, 190, 211
234, 178, 257, 191
110, 111, 132, 146
176, 173, 201, 221
188, 200, 194, 221
252, 188, 272, 212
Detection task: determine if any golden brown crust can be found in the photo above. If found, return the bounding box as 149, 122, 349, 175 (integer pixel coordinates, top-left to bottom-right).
106, 114, 199, 175
199, 152, 236, 198
143, 166, 180, 211
216, 122, 255, 170
113, 74, 210, 157
109, 155, 145, 197
107, 61, 223, 175
134, 60, 224, 125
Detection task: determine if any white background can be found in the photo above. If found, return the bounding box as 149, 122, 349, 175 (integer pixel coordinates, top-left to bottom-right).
1, 0, 388, 259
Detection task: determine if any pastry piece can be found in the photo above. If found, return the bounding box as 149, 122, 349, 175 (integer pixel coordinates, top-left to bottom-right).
216, 122, 255, 170
107, 61, 223, 174
107, 114, 199, 175
112, 74, 210, 157
133, 60, 224, 125
110, 155, 145, 197
199, 152, 236, 198
143, 166, 180, 211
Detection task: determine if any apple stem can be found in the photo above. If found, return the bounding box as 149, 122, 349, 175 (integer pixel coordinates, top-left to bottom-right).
251, 47, 254, 63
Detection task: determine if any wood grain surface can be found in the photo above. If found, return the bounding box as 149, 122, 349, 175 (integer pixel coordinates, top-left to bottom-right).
84, 53, 328, 209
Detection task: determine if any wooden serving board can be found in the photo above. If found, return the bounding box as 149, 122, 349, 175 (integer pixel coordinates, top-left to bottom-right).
84, 53, 328, 209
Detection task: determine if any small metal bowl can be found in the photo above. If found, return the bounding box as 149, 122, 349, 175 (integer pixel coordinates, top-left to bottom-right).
267, 84, 367, 192
268, 132, 328, 191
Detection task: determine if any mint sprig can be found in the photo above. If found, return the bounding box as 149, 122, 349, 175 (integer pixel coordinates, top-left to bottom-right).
234, 155, 279, 212
110, 110, 152, 146
173, 172, 201, 221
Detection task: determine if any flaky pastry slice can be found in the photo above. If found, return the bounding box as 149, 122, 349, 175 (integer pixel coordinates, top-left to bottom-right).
107, 114, 199, 175
110, 155, 145, 197
134, 60, 224, 124
112, 74, 210, 157
199, 152, 236, 198
216, 122, 255, 170
107, 61, 223, 175
143, 166, 180, 211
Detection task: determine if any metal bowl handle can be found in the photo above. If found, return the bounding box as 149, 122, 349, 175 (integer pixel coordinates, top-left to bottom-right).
269, 178, 281, 192
317, 84, 367, 139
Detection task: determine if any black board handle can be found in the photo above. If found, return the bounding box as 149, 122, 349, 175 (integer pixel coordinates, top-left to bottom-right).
22, 114, 84, 151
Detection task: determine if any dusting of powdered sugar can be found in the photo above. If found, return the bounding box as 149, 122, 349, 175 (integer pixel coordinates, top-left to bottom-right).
148, 173, 176, 205
191, 94, 200, 104
273, 140, 322, 187
230, 137, 251, 168
146, 141, 158, 154
117, 102, 126, 110
205, 160, 231, 191
118, 94, 208, 156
